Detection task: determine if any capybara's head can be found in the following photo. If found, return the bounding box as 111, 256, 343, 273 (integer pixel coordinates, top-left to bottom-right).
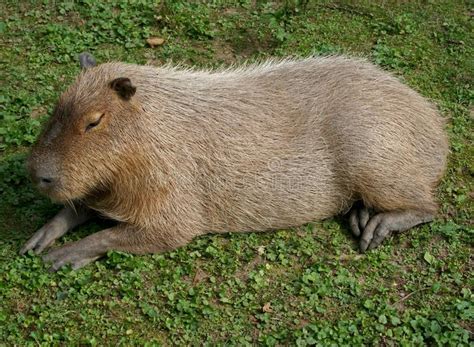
28, 53, 138, 202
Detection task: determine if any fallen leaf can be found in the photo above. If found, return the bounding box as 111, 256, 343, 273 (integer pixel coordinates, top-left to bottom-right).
31, 106, 47, 119
193, 268, 207, 284
262, 302, 273, 313
147, 37, 165, 47
338, 253, 363, 261
297, 319, 310, 328
423, 251, 435, 265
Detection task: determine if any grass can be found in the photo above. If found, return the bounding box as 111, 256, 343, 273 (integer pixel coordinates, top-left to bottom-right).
0, 0, 472, 345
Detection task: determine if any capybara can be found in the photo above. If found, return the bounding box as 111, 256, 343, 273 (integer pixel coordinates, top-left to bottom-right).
21, 53, 448, 270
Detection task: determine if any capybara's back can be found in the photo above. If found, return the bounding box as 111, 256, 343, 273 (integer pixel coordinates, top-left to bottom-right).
24, 55, 449, 270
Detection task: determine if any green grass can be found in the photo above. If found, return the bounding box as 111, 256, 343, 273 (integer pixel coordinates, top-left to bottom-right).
0, 0, 473, 345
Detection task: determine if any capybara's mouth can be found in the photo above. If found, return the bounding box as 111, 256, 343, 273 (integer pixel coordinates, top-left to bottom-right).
32, 178, 84, 204
40, 187, 77, 204
31, 169, 110, 204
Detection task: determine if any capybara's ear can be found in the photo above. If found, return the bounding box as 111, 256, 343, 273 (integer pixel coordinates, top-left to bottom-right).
109, 77, 136, 101
79, 52, 96, 69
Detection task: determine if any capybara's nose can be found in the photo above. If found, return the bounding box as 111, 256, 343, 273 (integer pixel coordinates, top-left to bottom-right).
36, 175, 56, 189
28, 157, 57, 189
39, 176, 54, 185
30, 166, 57, 189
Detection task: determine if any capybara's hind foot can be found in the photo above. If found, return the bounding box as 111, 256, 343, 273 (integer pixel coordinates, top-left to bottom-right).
348, 201, 370, 237
359, 210, 434, 252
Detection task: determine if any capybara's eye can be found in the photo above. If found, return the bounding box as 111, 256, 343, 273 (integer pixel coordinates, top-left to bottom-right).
85, 113, 104, 132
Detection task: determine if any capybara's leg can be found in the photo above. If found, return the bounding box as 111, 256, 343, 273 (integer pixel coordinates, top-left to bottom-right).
348, 201, 370, 237
20, 205, 94, 255
42, 224, 190, 271
359, 210, 434, 252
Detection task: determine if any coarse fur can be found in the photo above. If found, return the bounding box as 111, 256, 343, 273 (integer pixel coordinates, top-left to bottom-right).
24, 55, 449, 270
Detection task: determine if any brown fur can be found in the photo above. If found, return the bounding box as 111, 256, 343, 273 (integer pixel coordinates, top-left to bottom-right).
24, 56, 449, 269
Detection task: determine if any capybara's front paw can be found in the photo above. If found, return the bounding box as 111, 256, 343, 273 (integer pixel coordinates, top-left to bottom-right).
20, 223, 67, 255
42, 242, 101, 271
